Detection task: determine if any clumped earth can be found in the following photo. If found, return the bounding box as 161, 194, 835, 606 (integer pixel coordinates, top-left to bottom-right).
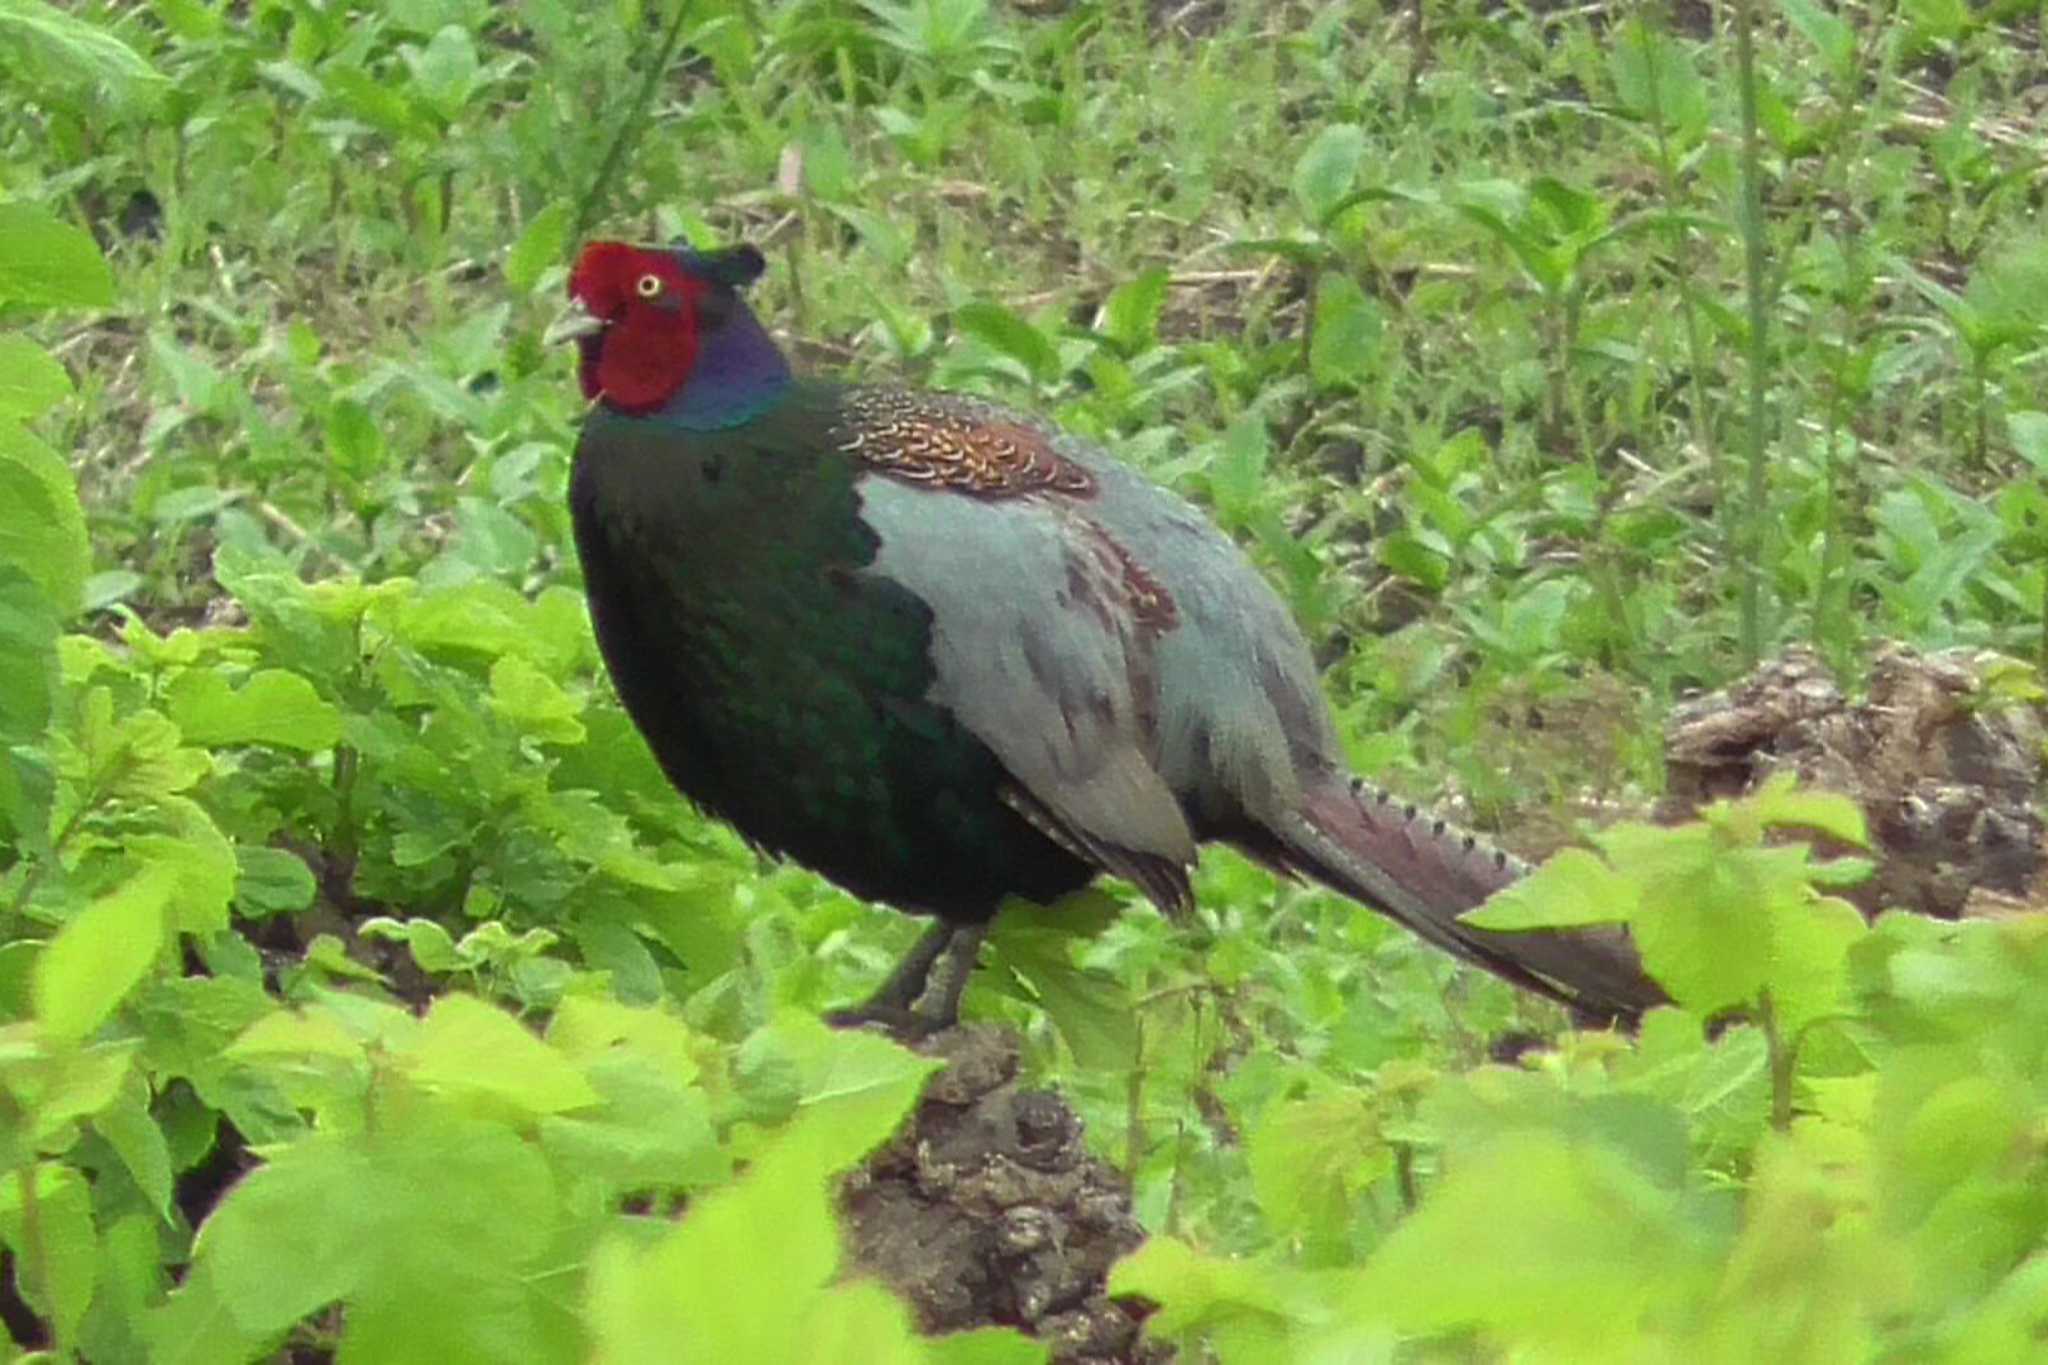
840, 1026, 1171, 1364
1660, 643, 2046, 920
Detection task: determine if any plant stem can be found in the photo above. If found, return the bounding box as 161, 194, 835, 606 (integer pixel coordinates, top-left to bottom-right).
1637, 13, 1719, 548
572, 0, 695, 245
1733, 0, 1772, 666
1758, 991, 1795, 1133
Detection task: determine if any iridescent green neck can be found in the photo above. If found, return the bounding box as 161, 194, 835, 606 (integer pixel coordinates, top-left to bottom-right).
658, 302, 793, 431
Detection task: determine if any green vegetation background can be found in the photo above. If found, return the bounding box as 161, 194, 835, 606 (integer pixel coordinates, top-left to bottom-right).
3, 0, 2047, 1360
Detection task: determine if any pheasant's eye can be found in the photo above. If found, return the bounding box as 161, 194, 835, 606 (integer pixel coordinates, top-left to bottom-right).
635, 273, 662, 298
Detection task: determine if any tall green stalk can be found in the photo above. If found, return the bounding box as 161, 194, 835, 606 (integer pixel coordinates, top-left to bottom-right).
1733, 0, 1772, 666
572, 0, 697, 244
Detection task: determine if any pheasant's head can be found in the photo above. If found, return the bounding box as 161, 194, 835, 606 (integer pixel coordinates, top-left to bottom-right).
552, 240, 769, 414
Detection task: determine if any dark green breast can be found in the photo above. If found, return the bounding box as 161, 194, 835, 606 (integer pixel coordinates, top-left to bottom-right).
568, 380, 1093, 920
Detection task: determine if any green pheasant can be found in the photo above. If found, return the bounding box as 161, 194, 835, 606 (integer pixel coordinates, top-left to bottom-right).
555, 239, 1659, 1030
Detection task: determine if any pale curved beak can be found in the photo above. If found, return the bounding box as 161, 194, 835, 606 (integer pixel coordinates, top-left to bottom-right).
543, 297, 605, 346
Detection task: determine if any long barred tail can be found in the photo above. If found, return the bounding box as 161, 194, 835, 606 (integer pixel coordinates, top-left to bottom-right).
1277, 777, 1664, 1027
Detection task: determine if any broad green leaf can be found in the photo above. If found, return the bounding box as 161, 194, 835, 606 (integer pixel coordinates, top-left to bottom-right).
1293, 123, 1366, 225
507, 199, 572, 292
0, 564, 58, 742
165, 667, 343, 751
954, 301, 1060, 384
541, 1050, 726, 1191
233, 845, 316, 916
1109, 1236, 1328, 1351
586, 1115, 840, 1363
330, 1115, 567, 1364
0, 334, 72, 419
92, 1077, 176, 1219
324, 398, 386, 480
133, 799, 238, 935
1780, 0, 1857, 76
403, 23, 482, 119
225, 1006, 369, 1065
1309, 272, 1382, 389
490, 653, 586, 743
2008, 410, 2048, 471
0, 418, 90, 615
0, 201, 115, 309
360, 915, 462, 971
0, 1162, 96, 1342
1607, 20, 1709, 141
35, 862, 175, 1042
1631, 856, 1771, 1017
197, 1136, 375, 1332
1765, 895, 1867, 1035
1356, 1130, 1716, 1354
1740, 773, 1870, 846
403, 993, 602, 1116
1247, 1089, 1391, 1250
926, 1327, 1051, 1365
791, 1280, 926, 1365
760, 1012, 939, 1164
1100, 266, 1169, 354
1466, 847, 1636, 930
146, 1259, 273, 1365
984, 914, 1136, 1072
0, 0, 163, 94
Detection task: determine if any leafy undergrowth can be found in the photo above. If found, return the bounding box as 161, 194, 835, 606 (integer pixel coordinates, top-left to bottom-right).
6, 0, 2048, 1361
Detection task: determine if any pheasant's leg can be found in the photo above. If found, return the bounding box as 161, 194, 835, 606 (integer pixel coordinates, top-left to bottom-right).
825, 918, 959, 1030
906, 921, 988, 1031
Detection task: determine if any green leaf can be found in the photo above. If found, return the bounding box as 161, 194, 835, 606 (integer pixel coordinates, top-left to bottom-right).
35, 862, 174, 1042
224, 1005, 368, 1065
1780, 0, 1857, 76
1248, 1089, 1391, 1249
196, 1135, 375, 1332
324, 399, 387, 481
1631, 855, 1770, 1016
1765, 895, 1867, 1035
0, 334, 72, 419
165, 668, 343, 751
0, 418, 91, 615
2008, 410, 2048, 471
759, 1013, 940, 1165
926, 1327, 1051, 1365
984, 900, 1137, 1071
1308, 272, 1382, 389
1466, 847, 1636, 930
93, 1077, 177, 1219
1108, 1236, 1325, 1352
132, 804, 238, 935
1607, 20, 1709, 141
145, 1260, 273, 1365
490, 653, 586, 744
1293, 123, 1366, 225
0, 201, 115, 310
1357, 1129, 1714, 1352
1100, 266, 1169, 355
402, 993, 602, 1117
0, 0, 163, 95
233, 845, 317, 917
588, 1105, 922, 1364
0, 564, 59, 743
361, 914, 462, 972
0, 1162, 97, 1343
507, 199, 572, 292
1741, 774, 1869, 846
954, 301, 1061, 384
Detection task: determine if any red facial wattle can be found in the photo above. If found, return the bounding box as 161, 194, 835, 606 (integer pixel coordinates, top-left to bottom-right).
567, 242, 708, 413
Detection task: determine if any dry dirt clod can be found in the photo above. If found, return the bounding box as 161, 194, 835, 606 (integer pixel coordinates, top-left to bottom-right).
1660, 643, 2046, 920
839, 1025, 1172, 1364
